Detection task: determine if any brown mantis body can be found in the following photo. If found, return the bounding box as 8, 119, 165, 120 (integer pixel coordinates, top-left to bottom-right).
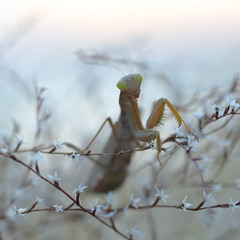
86, 74, 193, 192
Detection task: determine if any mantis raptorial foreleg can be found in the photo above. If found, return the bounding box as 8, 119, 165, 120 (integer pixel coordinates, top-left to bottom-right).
146, 98, 191, 132
133, 98, 193, 160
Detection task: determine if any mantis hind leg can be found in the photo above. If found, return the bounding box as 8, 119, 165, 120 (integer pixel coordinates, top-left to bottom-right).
84, 118, 130, 192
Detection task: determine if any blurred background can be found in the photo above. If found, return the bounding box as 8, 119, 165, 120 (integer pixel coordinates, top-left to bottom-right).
1, 1, 240, 239
1, 0, 240, 137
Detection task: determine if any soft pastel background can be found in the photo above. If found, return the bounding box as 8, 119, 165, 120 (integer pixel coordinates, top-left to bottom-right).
1, 0, 240, 135
1, 1, 240, 240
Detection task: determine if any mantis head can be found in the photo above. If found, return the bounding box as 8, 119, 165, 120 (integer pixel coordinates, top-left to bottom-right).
117, 73, 142, 98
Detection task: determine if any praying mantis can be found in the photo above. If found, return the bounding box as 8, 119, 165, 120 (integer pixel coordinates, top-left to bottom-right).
84, 73, 195, 192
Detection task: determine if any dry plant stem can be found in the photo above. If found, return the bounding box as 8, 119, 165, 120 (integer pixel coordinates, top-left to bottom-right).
203, 113, 238, 136
0, 152, 131, 240
13, 111, 239, 159
6, 197, 239, 214
11, 111, 239, 158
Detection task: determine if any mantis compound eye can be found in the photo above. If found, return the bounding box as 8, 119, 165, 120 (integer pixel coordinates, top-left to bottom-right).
135, 74, 142, 84
117, 80, 127, 90
117, 73, 142, 91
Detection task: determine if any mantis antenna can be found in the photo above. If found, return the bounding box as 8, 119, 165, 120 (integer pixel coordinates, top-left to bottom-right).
131, 46, 146, 74
105, 54, 126, 76
105, 47, 146, 76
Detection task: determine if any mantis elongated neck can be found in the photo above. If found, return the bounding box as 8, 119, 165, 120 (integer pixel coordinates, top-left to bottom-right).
119, 92, 144, 131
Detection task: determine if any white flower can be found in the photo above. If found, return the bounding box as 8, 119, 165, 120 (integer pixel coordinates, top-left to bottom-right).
229, 199, 240, 213
68, 152, 81, 161
180, 196, 192, 213
90, 200, 104, 216
93, 205, 104, 215
73, 182, 88, 195
130, 193, 141, 208
12, 205, 27, 216
187, 133, 196, 145
149, 141, 156, 151
226, 97, 240, 112
101, 210, 117, 218
235, 179, 240, 189
47, 171, 61, 182
203, 191, 215, 204
126, 226, 141, 237
185, 133, 199, 151
15, 135, 25, 144
53, 139, 64, 149
211, 103, 223, 116
155, 187, 169, 203
29, 152, 43, 164
53, 204, 64, 213
36, 194, 43, 203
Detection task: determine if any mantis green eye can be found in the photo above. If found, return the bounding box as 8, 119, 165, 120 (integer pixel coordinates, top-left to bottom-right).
135, 74, 142, 84
117, 81, 127, 90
